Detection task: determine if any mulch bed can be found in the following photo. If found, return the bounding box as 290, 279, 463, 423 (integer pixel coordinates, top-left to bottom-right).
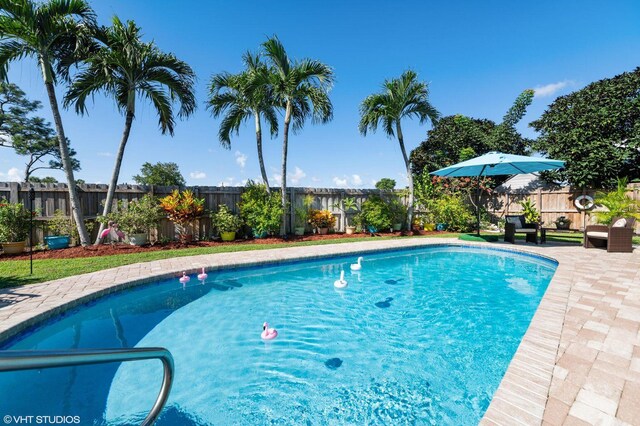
1, 230, 451, 261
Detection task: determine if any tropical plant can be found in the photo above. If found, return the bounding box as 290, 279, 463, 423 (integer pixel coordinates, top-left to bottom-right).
239, 180, 283, 235
359, 70, 440, 230
133, 162, 186, 186
387, 197, 407, 226
593, 177, 640, 224
64, 17, 196, 244
207, 52, 278, 190
519, 199, 540, 223
531, 68, 640, 188
0, 0, 97, 244
0, 198, 32, 242
360, 195, 393, 232
331, 196, 359, 227
294, 194, 314, 228
427, 195, 474, 232
261, 36, 334, 235
97, 194, 163, 235
159, 190, 205, 240
212, 205, 242, 233
0, 83, 80, 181
308, 209, 336, 229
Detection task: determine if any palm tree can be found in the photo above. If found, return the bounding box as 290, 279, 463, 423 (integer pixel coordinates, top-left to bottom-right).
0, 0, 96, 245
207, 52, 278, 192
261, 36, 334, 236
359, 70, 440, 230
64, 17, 196, 244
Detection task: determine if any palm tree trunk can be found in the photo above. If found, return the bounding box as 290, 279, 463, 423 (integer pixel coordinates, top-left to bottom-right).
396, 122, 414, 231
280, 102, 292, 237
94, 109, 135, 244
254, 111, 270, 193
41, 60, 89, 245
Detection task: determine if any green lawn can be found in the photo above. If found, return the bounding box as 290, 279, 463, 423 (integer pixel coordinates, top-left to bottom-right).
1, 231, 635, 289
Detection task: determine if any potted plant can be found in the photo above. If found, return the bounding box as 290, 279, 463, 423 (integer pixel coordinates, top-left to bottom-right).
293, 195, 314, 236
308, 209, 336, 234
99, 195, 163, 246
554, 216, 572, 230
159, 190, 205, 242
331, 197, 360, 234
45, 209, 73, 249
212, 204, 242, 241
0, 198, 32, 254
239, 181, 283, 238
387, 197, 407, 231
360, 195, 392, 234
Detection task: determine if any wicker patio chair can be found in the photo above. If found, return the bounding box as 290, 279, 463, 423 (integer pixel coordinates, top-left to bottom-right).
584, 217, 636, 253
504, 214, 539, 244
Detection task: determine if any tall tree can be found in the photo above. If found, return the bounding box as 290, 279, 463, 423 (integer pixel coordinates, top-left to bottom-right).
207, 52, 278, 191
531, 68, 640, 189
261, 36, 334, 235
359, 70, 440, 230
64, 17, 196, 244
0, 83, 79, 180
0, 0, 96, 244
133, 161, 185, 186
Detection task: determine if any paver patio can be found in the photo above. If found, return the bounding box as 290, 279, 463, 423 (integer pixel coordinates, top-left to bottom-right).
0, 237, 638, 425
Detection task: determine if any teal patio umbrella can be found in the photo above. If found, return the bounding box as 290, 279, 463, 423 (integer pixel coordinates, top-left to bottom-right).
430, 152, 565, 235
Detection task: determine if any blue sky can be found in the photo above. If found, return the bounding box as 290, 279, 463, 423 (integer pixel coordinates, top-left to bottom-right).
2, 0, 640, 188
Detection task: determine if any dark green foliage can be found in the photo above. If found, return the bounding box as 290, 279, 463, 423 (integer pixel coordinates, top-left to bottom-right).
239, 180, 283, 235
28, 176, 58, 183
0, 83, 79, 180
133, 162, 185, 186
427, 195, 474, 232
530, 68, 640, 189
360, 195, 393, 231
410, 90, 534, 175
375, 178, 396, 191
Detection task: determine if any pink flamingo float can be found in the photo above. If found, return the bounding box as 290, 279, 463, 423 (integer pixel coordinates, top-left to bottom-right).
179, 272, 190, 284
261, 322, 278, 340
197, 267, 208, 281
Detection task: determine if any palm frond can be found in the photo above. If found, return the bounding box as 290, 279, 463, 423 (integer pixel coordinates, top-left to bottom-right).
139, 81, 175, 135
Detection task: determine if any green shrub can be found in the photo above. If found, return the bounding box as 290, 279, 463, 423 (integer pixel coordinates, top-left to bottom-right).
428, 195, 474, 231
240, 181, 283, 235
48, 209, 75, 236
361, 195, 392, 231
0, 198, 31, 242
387, 197, 407, 225
594, 177, 640, 224
98, 194, 163, 235
519, 199, 540, 223
212, 205, 242, 233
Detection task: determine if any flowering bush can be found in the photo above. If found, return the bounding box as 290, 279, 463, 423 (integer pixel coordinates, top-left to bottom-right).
0, 198, 33, 242
308, 209, 336, 229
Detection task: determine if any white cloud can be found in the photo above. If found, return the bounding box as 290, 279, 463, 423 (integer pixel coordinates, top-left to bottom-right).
332, 176, 348, 187
0, 167, 22, 182
311, 176, 321, 183
272, 173, 282, 185
533, 80, 574, 98
190, 171, 206, 180
351, 174, 363, 186
290, 166, 306, 184
235, 151, 247, 169
97, 152, 113, 157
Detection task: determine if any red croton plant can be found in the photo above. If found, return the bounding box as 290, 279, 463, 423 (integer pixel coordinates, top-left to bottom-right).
159, 190, 205, 241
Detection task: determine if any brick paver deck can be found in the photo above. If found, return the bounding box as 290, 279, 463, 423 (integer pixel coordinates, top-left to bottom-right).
1, 238, 638, 425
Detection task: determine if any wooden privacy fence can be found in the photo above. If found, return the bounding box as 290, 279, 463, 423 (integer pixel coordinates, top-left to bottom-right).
0, 182, 397, 244
1, 181, 639, 244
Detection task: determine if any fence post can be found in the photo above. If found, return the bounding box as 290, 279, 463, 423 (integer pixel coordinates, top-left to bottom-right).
9, 182, 19, 203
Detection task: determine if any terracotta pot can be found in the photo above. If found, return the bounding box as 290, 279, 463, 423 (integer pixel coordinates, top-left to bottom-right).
220, 231, 236, 242
317, 227, 329, 235
1, 241, 26, 254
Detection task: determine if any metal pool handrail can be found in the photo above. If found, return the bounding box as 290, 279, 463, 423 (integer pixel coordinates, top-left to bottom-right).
0, 347, 174, 426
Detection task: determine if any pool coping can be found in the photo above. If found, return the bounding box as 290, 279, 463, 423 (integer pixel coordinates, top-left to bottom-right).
0, 237, 637, 424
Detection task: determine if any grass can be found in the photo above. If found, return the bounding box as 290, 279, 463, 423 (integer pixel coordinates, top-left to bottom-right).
2, 231, 636, 289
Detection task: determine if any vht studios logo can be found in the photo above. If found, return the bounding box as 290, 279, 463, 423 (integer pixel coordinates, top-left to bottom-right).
3, 416, 81, 424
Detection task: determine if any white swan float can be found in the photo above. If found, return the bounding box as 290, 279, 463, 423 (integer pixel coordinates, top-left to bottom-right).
350, 257, 363, 271
334, 270, 348, 289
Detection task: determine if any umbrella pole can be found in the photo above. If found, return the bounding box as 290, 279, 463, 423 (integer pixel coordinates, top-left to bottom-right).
476, 166, 487, 236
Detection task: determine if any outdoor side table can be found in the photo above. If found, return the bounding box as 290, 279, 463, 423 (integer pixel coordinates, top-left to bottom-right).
540, 227, 583, 244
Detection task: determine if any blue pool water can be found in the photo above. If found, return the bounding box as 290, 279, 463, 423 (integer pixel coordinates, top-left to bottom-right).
0, 246, 556, 425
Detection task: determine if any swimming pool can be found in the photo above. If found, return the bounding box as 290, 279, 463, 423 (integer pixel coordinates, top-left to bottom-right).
0, 245, 556, 425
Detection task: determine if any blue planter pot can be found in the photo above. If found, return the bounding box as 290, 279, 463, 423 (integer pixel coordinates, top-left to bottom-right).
436, 223, 448, 231
44, 235, 70, 250
252, 230, 268, 239
367, 226, 378, 234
